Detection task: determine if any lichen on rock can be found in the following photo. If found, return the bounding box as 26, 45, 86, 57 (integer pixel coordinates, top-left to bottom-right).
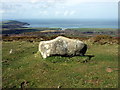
39, 36, 87, 58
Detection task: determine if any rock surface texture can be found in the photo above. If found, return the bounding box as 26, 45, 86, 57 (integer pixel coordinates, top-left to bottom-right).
39, 36, 87, 58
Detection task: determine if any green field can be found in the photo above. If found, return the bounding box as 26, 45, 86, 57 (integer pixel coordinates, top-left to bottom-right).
2, 40, 118, 88
67, 28, 117, 31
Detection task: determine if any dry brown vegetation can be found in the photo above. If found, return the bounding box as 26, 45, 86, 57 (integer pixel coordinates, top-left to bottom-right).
89, 35, 118, 45
2, 34, 118, 45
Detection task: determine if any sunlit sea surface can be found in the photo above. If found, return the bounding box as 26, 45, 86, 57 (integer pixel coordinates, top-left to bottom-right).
5, 19, 119, 28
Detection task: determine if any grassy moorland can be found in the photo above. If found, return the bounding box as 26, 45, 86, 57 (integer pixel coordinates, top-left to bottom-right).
1, 20, 118, 88
2, 39, 118, 88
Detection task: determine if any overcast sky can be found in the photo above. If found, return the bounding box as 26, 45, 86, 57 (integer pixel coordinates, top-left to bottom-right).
0, 0, 119, 20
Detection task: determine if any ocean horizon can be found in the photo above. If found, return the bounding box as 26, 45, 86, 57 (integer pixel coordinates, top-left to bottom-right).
2, 19, 118, 29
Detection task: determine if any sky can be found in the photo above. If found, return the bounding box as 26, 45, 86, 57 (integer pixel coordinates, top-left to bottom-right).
0, 0, 119, 20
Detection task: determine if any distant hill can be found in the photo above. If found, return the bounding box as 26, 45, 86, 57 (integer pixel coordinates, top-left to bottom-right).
1, 20, 30, 29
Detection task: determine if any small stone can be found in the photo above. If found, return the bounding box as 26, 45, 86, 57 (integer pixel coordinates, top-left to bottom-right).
9, 49, 13, 54
57, 85, 62, 88
106, 67, 113, 72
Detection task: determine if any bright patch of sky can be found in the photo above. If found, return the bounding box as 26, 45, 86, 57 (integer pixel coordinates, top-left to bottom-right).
0, 0, 119, 20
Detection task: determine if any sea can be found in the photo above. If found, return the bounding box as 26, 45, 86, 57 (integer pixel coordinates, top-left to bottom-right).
3, 19, 118, 29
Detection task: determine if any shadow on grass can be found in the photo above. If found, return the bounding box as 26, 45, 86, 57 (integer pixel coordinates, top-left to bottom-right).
81, 55, 95, 63
45, 54, 95, 63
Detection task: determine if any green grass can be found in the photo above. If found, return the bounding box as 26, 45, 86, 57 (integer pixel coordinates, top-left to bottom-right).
67, 28, 117, 32
2, 41, 118, 88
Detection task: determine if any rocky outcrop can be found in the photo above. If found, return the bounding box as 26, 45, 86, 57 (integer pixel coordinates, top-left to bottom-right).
39, 36, 87, 58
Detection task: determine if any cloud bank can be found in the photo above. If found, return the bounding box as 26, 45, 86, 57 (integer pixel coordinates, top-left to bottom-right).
1, 0, 118, 19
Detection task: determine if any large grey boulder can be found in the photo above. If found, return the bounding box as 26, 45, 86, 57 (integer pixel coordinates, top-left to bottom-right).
39, 36, 87, 58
